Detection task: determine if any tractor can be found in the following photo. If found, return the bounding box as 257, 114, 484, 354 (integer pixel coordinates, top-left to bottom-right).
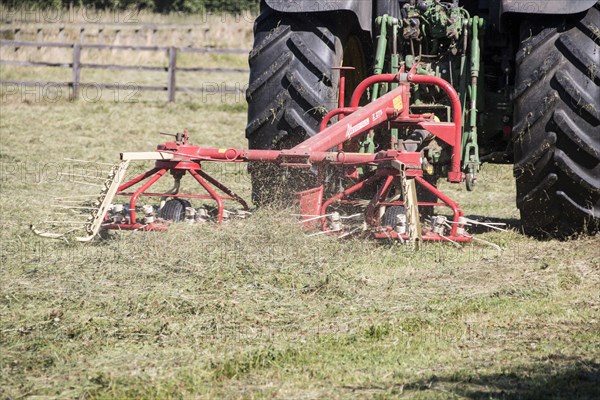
246, 0, 600, 237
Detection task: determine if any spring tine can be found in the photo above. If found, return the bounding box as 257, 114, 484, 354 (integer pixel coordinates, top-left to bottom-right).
466, 234, 503, 251
30, 226, 66, 239
52, 211, 88, 215
296, 213, 363, 226
58, 173, 108, 181
64, 158, 114, 166
297, 216, 333, 223
43, 221, 87, 225
306, 230, 336, 237
70, 181, 105, 188
338, 227, 362, 238
468, 221, 508, 232
61, 228, 83, 234
464, 219, 506, 225
54, 195, 99, 200
52, 205, 99, 210
56, 200, 96, 204
439, 234, 461, 248
484, 225, 508, 232
446, 220, 473, 226
340, 213, 363, 220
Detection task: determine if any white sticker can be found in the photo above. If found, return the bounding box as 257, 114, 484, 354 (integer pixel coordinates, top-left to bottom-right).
372, 109, 383, 122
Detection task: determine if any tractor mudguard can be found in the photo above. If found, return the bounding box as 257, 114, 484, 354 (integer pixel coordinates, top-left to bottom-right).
264, 0, 401, 33
265, 0, 372, 31
265, 1, 597, 33
500, 0, 597, 15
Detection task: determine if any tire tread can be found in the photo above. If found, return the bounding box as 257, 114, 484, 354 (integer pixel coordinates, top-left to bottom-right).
513, 7, 600, 236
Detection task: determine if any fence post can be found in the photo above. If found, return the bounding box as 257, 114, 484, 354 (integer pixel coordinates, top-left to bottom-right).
203, 28, 210, 46
14, 28, 20, 51
187, 28, 193, 48
72, 43, 81, 100
167, 47, 177, 103
36, 28, 43, 49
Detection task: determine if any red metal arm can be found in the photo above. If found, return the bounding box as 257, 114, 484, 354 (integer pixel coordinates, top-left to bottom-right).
287, 89, 404, 154
129, 169, 167, 224
319, 107, 357, 132
406, 73, 463, 183
350, 73, 399, 108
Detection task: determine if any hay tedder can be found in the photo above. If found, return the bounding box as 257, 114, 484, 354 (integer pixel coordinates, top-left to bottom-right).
34, 70, 481, 244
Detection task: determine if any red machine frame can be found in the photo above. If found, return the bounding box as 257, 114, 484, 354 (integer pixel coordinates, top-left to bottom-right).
106, 71, 471, 242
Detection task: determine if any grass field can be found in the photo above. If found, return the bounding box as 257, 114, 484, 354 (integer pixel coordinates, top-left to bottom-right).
1, 16, 599, 399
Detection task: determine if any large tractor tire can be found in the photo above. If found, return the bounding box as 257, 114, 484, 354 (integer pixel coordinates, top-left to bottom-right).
245, 4, 367, 205
512, 4, 600, 237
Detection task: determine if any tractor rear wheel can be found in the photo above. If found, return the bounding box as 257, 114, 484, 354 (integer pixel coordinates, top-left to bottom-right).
513, 5, 600, 237
245, 4, 367, 205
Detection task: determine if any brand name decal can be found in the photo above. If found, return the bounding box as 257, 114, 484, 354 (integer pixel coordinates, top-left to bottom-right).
345, 118, 370, 139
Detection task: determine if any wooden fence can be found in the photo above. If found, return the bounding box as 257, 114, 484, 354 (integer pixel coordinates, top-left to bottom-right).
0, 40, 251, 102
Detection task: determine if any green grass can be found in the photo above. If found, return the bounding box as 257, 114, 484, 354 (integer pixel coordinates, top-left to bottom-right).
0, 93, 599, 399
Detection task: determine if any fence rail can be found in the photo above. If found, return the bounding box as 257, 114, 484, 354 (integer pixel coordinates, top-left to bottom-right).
0, 39, 251, 102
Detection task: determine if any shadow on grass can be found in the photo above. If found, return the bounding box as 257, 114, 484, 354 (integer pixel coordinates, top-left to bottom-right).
403, 356, 600, 399
341, 356, 599, 399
